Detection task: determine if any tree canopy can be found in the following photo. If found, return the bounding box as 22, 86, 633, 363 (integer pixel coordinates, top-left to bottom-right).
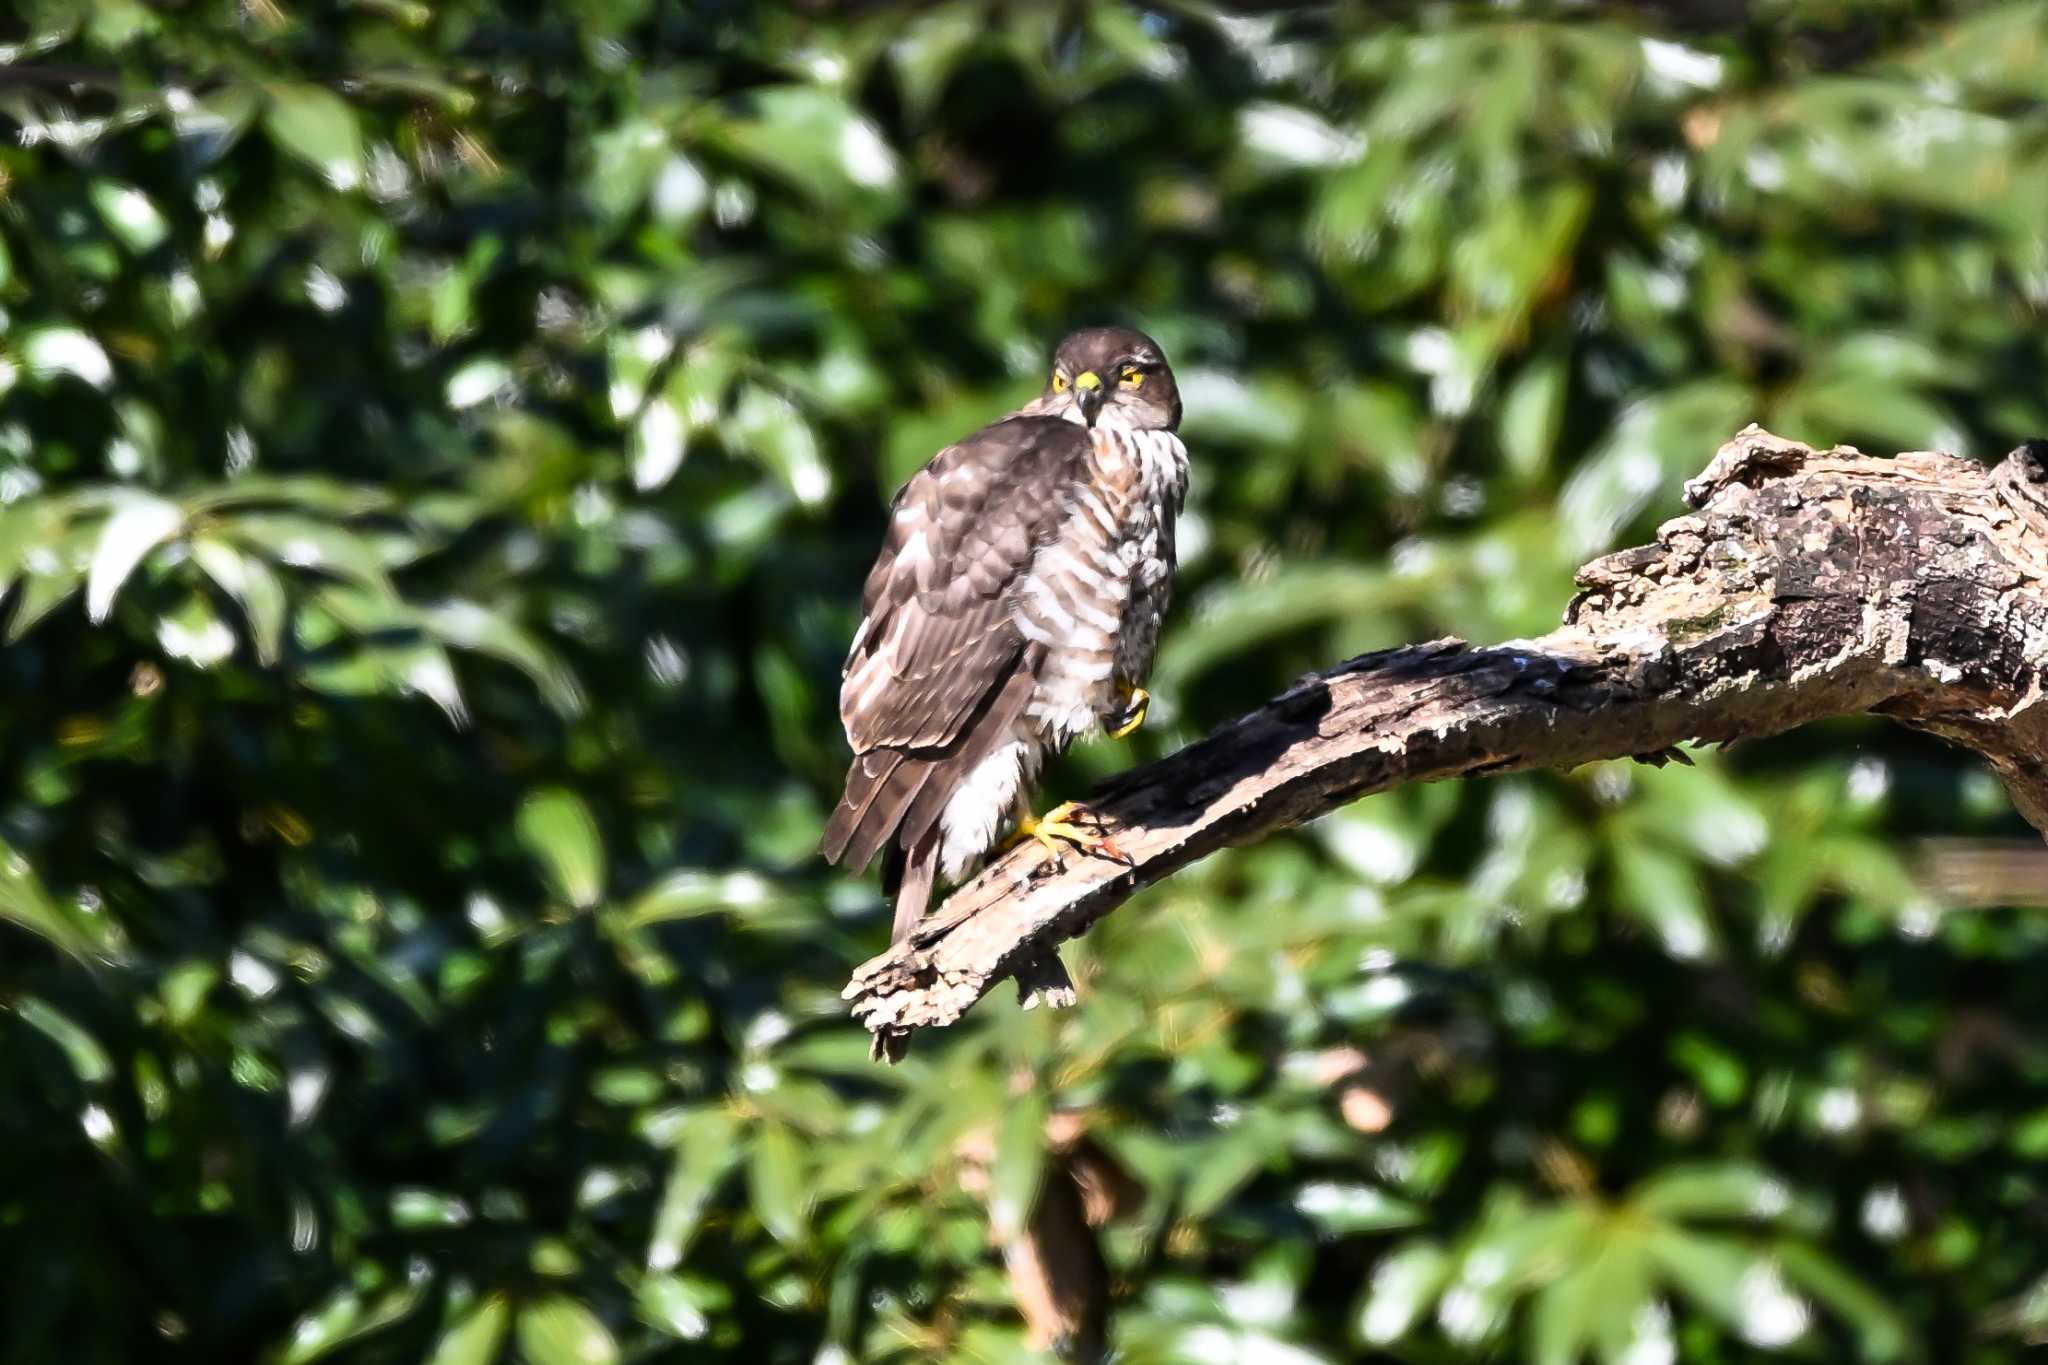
4, 1, 2048, 1361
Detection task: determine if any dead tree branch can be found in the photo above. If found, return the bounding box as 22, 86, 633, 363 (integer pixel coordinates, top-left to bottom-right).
845, 426, 2048, 1055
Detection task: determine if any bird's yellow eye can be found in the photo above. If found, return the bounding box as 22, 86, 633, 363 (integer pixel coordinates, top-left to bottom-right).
1051, 372, 1068, 392
1119, 366, 1144, 389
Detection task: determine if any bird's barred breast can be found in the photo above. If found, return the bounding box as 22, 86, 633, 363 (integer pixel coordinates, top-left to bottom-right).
1011, 426, 1188, 746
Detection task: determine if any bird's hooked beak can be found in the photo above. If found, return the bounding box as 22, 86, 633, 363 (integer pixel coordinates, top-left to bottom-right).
1072, 370, 1103, 427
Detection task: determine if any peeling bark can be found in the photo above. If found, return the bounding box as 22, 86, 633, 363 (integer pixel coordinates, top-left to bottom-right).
845, 427, 2048, 1056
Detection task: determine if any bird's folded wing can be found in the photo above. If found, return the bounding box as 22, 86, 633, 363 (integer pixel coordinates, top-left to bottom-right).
840, 417, 1092, 754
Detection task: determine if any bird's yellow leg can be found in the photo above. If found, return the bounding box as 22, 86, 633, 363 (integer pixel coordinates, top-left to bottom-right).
1106, 683, 1150, 740
1007, 800, 1130, 865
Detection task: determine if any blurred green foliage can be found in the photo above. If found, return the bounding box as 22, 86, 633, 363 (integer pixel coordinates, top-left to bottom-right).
4, 1, 2048, 1361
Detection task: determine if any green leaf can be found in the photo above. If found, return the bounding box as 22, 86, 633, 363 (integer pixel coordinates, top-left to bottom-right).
1530, 1263, 1604, 1365
1356, 1241, 1451, 1346
14, 996, 114, 1083
225, 513, 403, 594
891, 6, 982, 119
7, 519, 97, 641
634, 1276, 713, 1343
1634, 1162, 1794, 1223
89, 182, 169, 253
155, 592, 236, 667
516, 788, 606, 910
1500, 351, 1568, 482
728, 385, 830, 507
989, 1088, 1047, 1240
514, 1297, 617, 1365
648, 1109, 743, 1272
85, 493, 182, 623
1643, 1226, 1776, 1336
178, 85, 260, 164
1611, 842, 1719, 962
265, 83, 364, 189
20, 327, 114, 389
703, 86, 902, 215
1530, 1233, 1652, 1365
1183, 1126, 1276, 1219
160, 962, 217, 1026
1669, 1033, 1748, 1107
585, 119, 672, 225
184, 475, 394, 517
421, 602, 585, 716
0, 837, 113, 962
616, 869, 792, 929
425, 1296, 509, 1365
191, 536, 288, 664
1293, 1182, 1425, 1235
631, 398, 686, 492
1775, 1241, 1912, 1362
747, 1118, 809, 1246
278, 1282, 424, 1363
278, 1290, 363, 1365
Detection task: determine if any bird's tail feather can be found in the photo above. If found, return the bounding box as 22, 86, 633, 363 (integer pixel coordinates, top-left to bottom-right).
889, 828, 940, 946
822, 647, 1048, 873
821, 749, 916, 870
823, 750, 944, 873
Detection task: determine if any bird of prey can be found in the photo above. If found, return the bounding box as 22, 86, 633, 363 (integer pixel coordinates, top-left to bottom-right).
821, 326, 1189, 963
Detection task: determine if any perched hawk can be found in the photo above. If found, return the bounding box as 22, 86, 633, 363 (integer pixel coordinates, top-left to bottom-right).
821, 327, 1189, 954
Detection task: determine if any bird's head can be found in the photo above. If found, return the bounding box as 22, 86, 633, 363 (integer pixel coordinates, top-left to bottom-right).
1032, 327, 1181, 433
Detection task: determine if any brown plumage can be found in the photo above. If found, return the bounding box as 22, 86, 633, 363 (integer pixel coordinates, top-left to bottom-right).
822, 328, 1188, 973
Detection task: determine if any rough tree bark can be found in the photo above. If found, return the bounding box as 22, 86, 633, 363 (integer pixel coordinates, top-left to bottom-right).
845, 426, 2048, 1057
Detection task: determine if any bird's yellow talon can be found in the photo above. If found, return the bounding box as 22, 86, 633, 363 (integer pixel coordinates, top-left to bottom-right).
1107, 684, 1150, 740
1008, 800, 1130, 866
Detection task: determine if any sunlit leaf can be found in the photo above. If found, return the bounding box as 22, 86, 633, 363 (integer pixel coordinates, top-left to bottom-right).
729, 385, 830, 507
989, 1089, 1047, 1240
635, 1276, 712, 1343
265, 82, 364, 189
616, 870, 793, 929
1293, 1181, 1424, 1235
703, 86, 901, 214
586, 119, 672, 225
225, 513, 402, 594
748, 1118, 809, 1246
892, 6, 982, 119
424, 1295, 509, 1365
14, 996, 114, 1083
1611, 842, 1719, 963
514, 1297, 617, 1365
279, 1282, 423, 1363
1183, 1126, 1277, 1220
84, 493, 182, 623
156, 592, 237, 667
191, 536, 288, 664
183, 476, 394, 517
0, 837, 112, 962
89, 182, 169, 253
1776, 1241, 1912, 1362
648, 1109, 743, 1272
21, 327, 114, 389
1500, 351, 1569, 482
278, 1290, 363, 1365
1634, 1163, 1795, 1224
421, 601, 584, 716
516, 788, 606, 909
1357, 1241, 1452, 1345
